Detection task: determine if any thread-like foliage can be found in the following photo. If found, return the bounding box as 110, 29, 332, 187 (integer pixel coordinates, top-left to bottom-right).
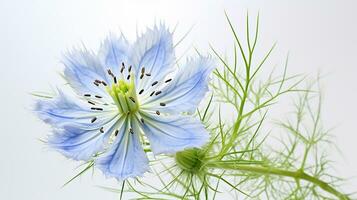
57, 13, 353, 200
111, 13, 353, 200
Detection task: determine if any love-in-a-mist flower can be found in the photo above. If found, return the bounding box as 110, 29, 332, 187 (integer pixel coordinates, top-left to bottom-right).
34, 24, 214, 180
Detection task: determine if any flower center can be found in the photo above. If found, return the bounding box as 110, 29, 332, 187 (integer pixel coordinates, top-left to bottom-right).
106, 77, 139, 114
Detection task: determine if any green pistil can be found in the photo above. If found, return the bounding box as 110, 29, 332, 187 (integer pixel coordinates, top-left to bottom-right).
106, 77, 139, 114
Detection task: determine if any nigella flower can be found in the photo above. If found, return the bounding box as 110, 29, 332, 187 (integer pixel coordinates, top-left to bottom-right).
34, 24, 214, 180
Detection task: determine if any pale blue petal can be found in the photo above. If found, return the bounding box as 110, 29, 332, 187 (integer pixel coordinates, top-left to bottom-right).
131, 24, 175, 92
140, 113, 209, 154
34, 91, 119, 160
63, 48, 111, 99
98, 34, 134, 78
48, 119, 117, 161
141, 56, 214, 114
34, 90, 117, 128
96, 117, 149, 180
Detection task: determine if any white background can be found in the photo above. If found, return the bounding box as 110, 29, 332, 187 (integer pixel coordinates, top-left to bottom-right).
0, 0, 356, 199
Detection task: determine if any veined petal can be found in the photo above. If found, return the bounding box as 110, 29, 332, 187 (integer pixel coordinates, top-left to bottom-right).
141, 56, 214, 114
34, 90, 117, 128
139, 113, 209, 154
98, 34, 134, 78
63, 48, 111, 99
131, 24, 175, 92
48, 116, 119, 161
96, 117, 149, 180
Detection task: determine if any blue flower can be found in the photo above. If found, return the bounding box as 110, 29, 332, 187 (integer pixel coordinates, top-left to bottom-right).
34, 24, 214, 180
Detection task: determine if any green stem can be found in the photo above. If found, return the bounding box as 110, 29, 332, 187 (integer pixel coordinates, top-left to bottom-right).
209, 163, 350, 200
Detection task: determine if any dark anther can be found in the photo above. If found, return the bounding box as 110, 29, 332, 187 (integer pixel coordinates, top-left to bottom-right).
128, 65, 132, 72
140, 74, 144, 79
114, 130, 119, 136
165, 79, 172, 83
100, 127, 104, 133
91, 107, 103, 111
95, 79, 101, 83
93, 82, 99, 86
151, 81, 158, 86
129, 96, 135, 103
141, 67, 145, 74
121, 62, 125, 73
107, 69, 113, 76
140, 118, 144, 124
146, 73, 151, 76
114, 76, 117, 83
91, 117, 97, 123
127, 75, 131, 80
101, 81, 107, 86
88, 101, 95, 105
84, 94, 91, 97
160, 102, 166, 106
129, 128, 134, 134
139, 89, 144, 95
150, 91, 155, 96
156, 110, 161, 115
155, 91, 162, 95
95, 95, 102, 98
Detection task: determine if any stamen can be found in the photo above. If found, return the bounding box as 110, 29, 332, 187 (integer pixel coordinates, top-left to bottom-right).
156, 110, 160, 115
95, 79, 101, 84
150, 91, 155, 96
146, 73, 151, 76
95, 95, 102, 99
139, 89, 144, 95
141, 67, 145, 74
91, 117, 97, 123
160, 102, 166, 106
152, 81, 158, 86
165, 79, 172, 83
114, 76, 117, 83
155, 91, 162, 95
121, 62, 125, 73
91, 107, 103, 111
128, 65, 132, 72
84, 94, 91, 97
88, 101, 95, 105
129, 96, 135, 103
127, 75, 131, 80
93, 82, 99, 86
101, 81, 107, 86
129, 128, 134, 134
140, 74, 144, 79
114, 130, 119, 136
107, 69, 113, 76
100, 127, 104, 133
140, 118, 144, 124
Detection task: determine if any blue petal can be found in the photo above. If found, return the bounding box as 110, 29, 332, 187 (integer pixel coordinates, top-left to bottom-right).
140, 113, 209, 154
96, 117, 149, 180
63, 48, 111, 99
48, 119, 118, 161
98, 34, 133, 78
34, 91, 120, 160
131, 24, 175, 92
141, 56, 214, 114
34, 90, 117, 128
